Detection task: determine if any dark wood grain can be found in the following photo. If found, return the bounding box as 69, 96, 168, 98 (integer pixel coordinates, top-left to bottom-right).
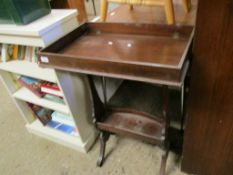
90, 79, 176, 175
181, 0, 233, 174
97, 109, 164, 145
88, 22, 193, 38
39, 23, 193, 87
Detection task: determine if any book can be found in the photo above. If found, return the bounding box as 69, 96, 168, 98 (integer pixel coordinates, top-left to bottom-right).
20, 46, 26, 60
51, 111, 75, 127
17, 45, 21, 60
18, 76, 45, 97
11, 74, 21, 89
1, 44, 9, 62
27, 103, 52, 125
43, 94, 65, 104
41, 82, 63, 97
32, 47, 38, 63
12, 45, 18, 60
8, 44, 14, 60
25, 46, 32, 61
46, 120, 78, 136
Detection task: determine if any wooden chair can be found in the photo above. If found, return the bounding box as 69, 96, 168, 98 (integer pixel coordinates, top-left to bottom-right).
100, 0, 191, 24
89, 77, 181, 175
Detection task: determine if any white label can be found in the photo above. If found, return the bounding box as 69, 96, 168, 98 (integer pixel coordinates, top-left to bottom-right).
40, 56, 49, 63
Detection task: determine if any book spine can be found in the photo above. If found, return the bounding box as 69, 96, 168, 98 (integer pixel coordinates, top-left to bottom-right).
1, 44, 9, 62
20, 46, 26, 60
32, 47, 37, 63
25, 46, 30, 61
12, 45, 18, 60
17, 45, 21, 60
41, 83, 60, 91
27, 103, 52, 125
51, 111, 75, 127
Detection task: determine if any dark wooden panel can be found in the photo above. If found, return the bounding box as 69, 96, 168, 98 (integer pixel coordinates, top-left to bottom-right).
88, 22, 193, 38
182, 0, 233, 174
50, 0, 87, 23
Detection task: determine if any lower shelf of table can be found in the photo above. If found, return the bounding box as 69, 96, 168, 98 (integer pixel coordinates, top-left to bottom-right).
26, 119, 98, 153
97, 109, 164, 145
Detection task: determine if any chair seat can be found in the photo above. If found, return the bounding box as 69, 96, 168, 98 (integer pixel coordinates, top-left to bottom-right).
97, 108, 164, 145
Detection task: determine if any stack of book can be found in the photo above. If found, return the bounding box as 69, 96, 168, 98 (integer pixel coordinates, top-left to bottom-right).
16, 76, 76, 135
18, 76, 45, 97
41, 82, 64, 104
17, 76, 64, 104
28, 103, 52, 125
46, 111, 78, 136
41, 82, 63, 97
0, 44, 39, 62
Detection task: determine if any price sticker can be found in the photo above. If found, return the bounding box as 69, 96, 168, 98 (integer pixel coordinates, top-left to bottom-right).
40, 56, 49, 63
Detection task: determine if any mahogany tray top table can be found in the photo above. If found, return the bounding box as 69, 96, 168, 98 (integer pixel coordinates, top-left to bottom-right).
38, 22, 193, 175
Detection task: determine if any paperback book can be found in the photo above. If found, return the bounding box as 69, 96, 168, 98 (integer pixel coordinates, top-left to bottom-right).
27, 103, 52, 125
18, 76, 45, 97
51, 111, 75, 127
41, 82, 62, 97
46, 120, 78, 137
43, 94, 65, 104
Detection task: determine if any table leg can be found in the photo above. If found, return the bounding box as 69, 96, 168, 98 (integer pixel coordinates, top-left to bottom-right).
181, 83, 185, 131
97, 131, 110, 167
101, 77, 107, 107
159, 85, 169, 175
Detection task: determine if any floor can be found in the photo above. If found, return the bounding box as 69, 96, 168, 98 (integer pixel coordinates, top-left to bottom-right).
0, 1, 197, 175
0, 80, 187, 175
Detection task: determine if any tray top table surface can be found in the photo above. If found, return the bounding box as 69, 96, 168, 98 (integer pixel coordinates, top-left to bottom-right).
59, 26, 189, 68
39, 22, 193, 87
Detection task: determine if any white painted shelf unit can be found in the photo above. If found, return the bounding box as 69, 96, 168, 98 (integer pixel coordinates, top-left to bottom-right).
0, 10, 97, 153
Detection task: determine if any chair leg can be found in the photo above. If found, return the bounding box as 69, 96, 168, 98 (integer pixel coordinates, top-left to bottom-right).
100, 0, 108, 22
97, 131, 110, 167
159, 142, 169, 175
182, 0, 191, 13
92, 0, 97, 16
164, 0, 175, 24
129, 5, 134, 10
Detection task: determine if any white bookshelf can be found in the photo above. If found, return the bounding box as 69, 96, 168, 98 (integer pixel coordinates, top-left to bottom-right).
0, 10, 98, 153
26, 119, 83, 151
0, 10, 78, 47
26, 119, 97, 152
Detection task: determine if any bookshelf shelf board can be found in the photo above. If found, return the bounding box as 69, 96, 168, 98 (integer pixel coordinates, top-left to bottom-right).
0, 10, 78, 47
13, 87, 69, 114
26, 119, 87, 152
0, 61, 57, 83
